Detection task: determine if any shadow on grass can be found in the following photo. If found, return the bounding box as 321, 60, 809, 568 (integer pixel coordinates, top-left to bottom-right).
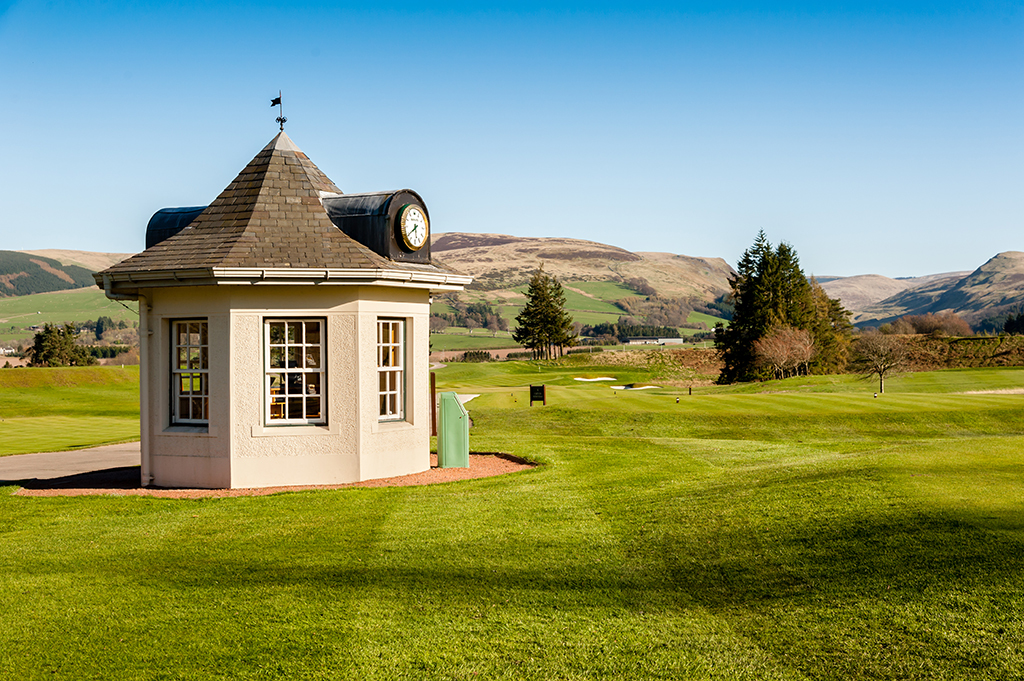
121, 508, 1024, 620
660, 511, 1024, 611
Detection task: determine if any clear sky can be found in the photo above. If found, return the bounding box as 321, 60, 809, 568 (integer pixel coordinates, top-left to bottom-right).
0, 1, 1020, 277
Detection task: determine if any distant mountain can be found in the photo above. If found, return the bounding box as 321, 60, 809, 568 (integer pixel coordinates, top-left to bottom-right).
432, 233, 734, 300
843, 252, 1024, 326
819, 271, 971, 320
18, 249, 132, 272
0, 251, 97, 297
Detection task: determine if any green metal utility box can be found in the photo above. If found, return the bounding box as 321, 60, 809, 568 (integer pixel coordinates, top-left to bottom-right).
437, 392, 469, 468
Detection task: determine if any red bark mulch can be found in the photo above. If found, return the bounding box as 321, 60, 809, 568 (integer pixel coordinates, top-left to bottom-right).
14, 453, 535, 499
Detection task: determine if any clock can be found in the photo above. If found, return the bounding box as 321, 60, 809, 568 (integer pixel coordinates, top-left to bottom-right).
398, 204, 429, 251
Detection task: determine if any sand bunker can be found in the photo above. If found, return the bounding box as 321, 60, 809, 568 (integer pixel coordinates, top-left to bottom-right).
574, 377, 616, 382
961, 388, 1024, 395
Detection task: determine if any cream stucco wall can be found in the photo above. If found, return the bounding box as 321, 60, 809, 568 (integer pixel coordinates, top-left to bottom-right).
143, 287, 232, 488
140, 283, 432, 489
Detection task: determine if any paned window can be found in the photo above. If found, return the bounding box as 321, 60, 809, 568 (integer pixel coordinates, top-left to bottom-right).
265, 319, 325, 424
377, 319, 404, 420
172, 320, 209, 424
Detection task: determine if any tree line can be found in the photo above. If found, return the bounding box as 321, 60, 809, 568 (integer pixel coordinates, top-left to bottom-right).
580, 321, 682, 343
430, 296, 509, 333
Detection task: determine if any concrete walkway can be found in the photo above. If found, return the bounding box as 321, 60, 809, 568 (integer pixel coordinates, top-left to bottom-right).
0, 442, 140, 484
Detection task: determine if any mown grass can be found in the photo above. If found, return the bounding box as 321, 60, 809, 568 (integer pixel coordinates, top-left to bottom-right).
2, 362, 1023, 678
0, 366, 139, 455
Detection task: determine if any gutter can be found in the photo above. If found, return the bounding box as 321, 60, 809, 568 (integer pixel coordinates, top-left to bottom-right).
101, 267, 474, 290
138, 294, 152, 487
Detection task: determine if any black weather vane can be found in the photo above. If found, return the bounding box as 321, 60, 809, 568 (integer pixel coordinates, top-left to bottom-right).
271, 91, 286, 131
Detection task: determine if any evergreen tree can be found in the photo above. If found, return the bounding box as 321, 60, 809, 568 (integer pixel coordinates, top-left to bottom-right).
808, 279, 853, 374
546, 277, 578, 356
30, 323, 96, 367
95, 315, 114, 340
513, 267, 577, 359
715, 231, 849, 383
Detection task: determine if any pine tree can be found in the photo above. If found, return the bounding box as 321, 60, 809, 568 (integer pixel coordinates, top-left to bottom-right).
715, 231, 849, 383
546, 277, 578, 358
513, 267, 577, 359
30, 323, 95, 367
808, 279, 852, 374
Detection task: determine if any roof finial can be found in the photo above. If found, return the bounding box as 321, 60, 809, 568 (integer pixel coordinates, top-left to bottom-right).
271, 91, 287, 131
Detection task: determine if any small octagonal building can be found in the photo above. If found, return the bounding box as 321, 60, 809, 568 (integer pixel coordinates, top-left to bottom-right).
96, 132, 471, 489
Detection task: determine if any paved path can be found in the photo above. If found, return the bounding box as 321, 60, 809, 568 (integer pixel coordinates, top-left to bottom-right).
0, 442, 140, 484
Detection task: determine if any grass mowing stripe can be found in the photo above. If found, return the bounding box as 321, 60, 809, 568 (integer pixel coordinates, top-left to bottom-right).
0, 490, 406, 679
0, 416, 139, 455
0, 366, 139, 454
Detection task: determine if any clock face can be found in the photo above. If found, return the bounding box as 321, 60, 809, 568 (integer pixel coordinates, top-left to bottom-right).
399, 205, 429, 251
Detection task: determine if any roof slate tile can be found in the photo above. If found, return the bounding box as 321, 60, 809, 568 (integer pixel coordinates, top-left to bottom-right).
100, 131, 438, 276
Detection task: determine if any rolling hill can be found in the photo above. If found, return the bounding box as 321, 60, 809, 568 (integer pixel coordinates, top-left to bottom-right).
18, 249, 132, 272
432, 233, 735, 300
0, 251, 97, 297
9, 240, 1024, 336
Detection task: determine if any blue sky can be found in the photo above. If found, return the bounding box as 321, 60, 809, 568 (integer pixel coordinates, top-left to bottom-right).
0, 1, 1020, 277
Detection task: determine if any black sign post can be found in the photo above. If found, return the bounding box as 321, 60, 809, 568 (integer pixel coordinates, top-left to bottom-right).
530, 384, 546, 406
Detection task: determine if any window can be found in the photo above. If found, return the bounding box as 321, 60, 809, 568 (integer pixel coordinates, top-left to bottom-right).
378, 319, 404, 420
172, 320, 208, 424
265, 319, 325, 424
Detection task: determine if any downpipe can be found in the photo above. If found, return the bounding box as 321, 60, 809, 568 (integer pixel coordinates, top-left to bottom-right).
103, 276, 152, 487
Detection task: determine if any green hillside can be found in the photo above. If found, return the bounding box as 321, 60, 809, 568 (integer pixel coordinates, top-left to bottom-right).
0, 251, 95, 297
0, 287, 138, 345
431, 279, 725, 352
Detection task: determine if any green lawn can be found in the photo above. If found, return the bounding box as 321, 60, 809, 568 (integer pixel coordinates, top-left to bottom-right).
0, 366, 139, 455
2, 363, 1024, 678
0, 287, 138, 345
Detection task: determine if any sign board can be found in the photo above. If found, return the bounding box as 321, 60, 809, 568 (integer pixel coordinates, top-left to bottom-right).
530, 384, 546, 406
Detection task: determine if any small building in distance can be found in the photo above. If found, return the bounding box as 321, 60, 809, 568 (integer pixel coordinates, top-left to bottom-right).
625, 337, 687, 345
96, 132, 471, 489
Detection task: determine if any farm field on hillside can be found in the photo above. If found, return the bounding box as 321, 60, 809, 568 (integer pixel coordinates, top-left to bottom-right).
430, 329, 518, 352
1, 362, 1023, 678
0, 287, 138, 345
432, 286, 725, 347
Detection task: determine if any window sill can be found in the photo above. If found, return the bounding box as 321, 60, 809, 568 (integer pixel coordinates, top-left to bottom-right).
162, 425, 214, 437
375, 419, 412, 432
251, 423, 335, 437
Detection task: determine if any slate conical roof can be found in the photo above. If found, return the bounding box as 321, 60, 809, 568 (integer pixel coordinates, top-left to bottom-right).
103, 132, 393, 274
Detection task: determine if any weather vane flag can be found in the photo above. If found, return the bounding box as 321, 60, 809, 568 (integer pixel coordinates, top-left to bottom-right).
271, 91, 286, 131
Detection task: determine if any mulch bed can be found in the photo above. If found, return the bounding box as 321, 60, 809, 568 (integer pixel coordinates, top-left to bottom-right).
14, 453, 535, 499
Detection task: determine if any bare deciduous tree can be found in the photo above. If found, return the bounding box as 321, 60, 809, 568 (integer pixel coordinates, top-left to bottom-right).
853, 332, 909, 393
754, 327, 814, 379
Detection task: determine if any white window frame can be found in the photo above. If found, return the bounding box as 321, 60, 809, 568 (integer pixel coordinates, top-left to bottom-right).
171, 320, 209, 425
264, 318, 326, 426
377, 318, 405, 421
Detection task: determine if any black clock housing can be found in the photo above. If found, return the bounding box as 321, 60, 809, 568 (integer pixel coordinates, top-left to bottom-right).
322, 189, 431, 264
